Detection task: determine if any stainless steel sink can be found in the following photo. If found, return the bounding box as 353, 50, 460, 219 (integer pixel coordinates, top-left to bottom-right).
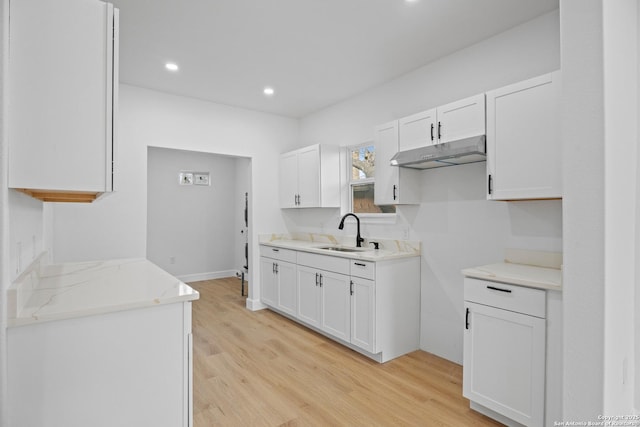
318, 246, 369, 253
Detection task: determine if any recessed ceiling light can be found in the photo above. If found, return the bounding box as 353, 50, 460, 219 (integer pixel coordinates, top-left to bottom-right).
165, 62, 179, 72
263, 86, 275, 96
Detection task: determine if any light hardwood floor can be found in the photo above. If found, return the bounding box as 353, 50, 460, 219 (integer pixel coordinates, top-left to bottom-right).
190, 278, 502, 427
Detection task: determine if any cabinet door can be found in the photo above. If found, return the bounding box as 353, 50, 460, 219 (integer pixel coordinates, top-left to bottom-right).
486, 72, 561, 200
8, 0, 116, 193
374, 121, 400, 206
296, 146, 321, 207
350, 277, 375, 353
463, 301, 545, 427
276, 261, 297, 317
437, 93, 485, 144
296, 266, 321, 328
399, 109, 437, 151
279, 152, 299, 208
319, 271, 351, 342
260, 257, 278, 308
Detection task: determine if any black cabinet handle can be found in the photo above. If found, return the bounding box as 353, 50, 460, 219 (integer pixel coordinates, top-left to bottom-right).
319, 274, 323, 287
315, 273, 319, 286
350, 280, 354, 296
437, 121, 442, 140
275, 263, 278, 274
487, 285, 512, 293
393, 185, 397, 201
272, 263, 276, 274
272, 248, 279, 252
488, 174, 493, 195
430, 123, 434, 141
465, 307, 470, 329
354, 262, 366, 267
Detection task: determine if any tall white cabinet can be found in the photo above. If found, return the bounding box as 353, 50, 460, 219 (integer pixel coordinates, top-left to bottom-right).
279, 144, 340, 208
486, 71, 562, 200
8, 0, 119, 202
374, 121, 421, 205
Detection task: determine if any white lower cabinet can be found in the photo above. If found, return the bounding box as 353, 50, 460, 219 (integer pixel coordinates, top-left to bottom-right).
8, 302, 193, 427
350, 277, 375, 353
296, 267, 353, 342
260, 246, 297, 316
463, 278, 546, 427
260, 245, 420, 362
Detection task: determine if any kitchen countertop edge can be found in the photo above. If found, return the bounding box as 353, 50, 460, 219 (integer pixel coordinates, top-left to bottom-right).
462, 262, 562, 291
259, 240, 420, 261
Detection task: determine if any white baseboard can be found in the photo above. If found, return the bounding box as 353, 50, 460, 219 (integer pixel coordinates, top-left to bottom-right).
178, 270, 239, 283
246, 298, 266, 311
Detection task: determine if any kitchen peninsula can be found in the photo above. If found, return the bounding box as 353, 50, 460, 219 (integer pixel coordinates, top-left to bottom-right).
7, 255, 198, 427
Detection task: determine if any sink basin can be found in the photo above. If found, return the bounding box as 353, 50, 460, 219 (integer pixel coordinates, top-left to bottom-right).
318, 246, 370, 253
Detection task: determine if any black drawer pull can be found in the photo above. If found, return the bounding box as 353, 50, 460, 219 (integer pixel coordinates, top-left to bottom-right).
487, 285, 512, 293
354, 262, 366, 267
272, 248, 279, 252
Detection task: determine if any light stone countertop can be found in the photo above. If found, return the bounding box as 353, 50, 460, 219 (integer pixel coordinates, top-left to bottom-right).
259, 233, 421, 261
8, 256, 199, 327
462, 262, 562, 291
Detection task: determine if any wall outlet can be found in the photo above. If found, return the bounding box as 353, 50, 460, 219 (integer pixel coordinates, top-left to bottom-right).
402, 227, 410, 240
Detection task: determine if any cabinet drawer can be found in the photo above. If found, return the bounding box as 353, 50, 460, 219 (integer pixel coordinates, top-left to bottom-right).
350, 260, 375, 280
464, 278, 545, 318
297, 252, 350, 275
259, 245, 297, 263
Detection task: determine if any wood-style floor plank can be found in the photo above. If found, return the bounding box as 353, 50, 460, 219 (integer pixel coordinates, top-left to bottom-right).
190, 278, 502, 427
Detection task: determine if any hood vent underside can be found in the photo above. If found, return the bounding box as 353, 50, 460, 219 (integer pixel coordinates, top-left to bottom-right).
390, 135, 486, 170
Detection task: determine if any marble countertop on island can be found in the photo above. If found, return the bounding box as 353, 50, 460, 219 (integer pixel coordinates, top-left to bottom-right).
8, 255, 199, 327
259, 232, 420, 261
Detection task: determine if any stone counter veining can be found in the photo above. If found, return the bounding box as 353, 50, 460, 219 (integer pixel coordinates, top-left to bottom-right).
8, 256, 199, 327
259, 232, 420, 261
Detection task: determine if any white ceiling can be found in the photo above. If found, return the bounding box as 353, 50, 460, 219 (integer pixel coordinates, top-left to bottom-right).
111, 0, 559, 118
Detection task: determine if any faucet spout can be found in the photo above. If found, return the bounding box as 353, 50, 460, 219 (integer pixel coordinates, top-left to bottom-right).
338, 213, 365, 247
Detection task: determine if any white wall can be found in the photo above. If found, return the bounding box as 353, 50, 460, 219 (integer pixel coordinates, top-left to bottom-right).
52, 84, 299, 308
147, 147, 243, 279
0, 0, 8, 424
297, 11, 562, 364
559, 0, 640, 419
602, 0, 637, 415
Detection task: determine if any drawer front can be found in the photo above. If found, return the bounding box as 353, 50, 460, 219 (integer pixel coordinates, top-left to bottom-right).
297, 251, 350, 275
464, 278, 545, 318
259, 245, 297, 263
350, 260, 375, 280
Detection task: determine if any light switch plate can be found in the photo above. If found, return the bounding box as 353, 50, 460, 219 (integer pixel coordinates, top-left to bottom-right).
194, 172, 210, 186
179, 172, 193, 185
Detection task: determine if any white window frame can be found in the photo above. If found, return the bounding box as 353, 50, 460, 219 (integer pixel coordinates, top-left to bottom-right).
347, 143, 396, 222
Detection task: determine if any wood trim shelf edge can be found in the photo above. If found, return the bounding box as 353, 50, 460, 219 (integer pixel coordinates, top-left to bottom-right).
14, 188, 101, 203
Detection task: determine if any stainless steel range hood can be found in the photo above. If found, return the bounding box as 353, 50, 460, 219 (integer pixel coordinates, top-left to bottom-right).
390, 135, 486, 169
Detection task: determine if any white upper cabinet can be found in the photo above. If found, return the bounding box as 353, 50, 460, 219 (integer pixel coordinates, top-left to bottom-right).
279, 144, 340, 208
397, 94, 485, 151
374, 121, 421, 206
8, 0, 119, 203
486, 71, 562, 200
398, 109, 437, 151
437, 94, 486, 144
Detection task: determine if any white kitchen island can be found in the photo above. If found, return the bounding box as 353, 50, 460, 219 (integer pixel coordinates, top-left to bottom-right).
7, 256, 199, 427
